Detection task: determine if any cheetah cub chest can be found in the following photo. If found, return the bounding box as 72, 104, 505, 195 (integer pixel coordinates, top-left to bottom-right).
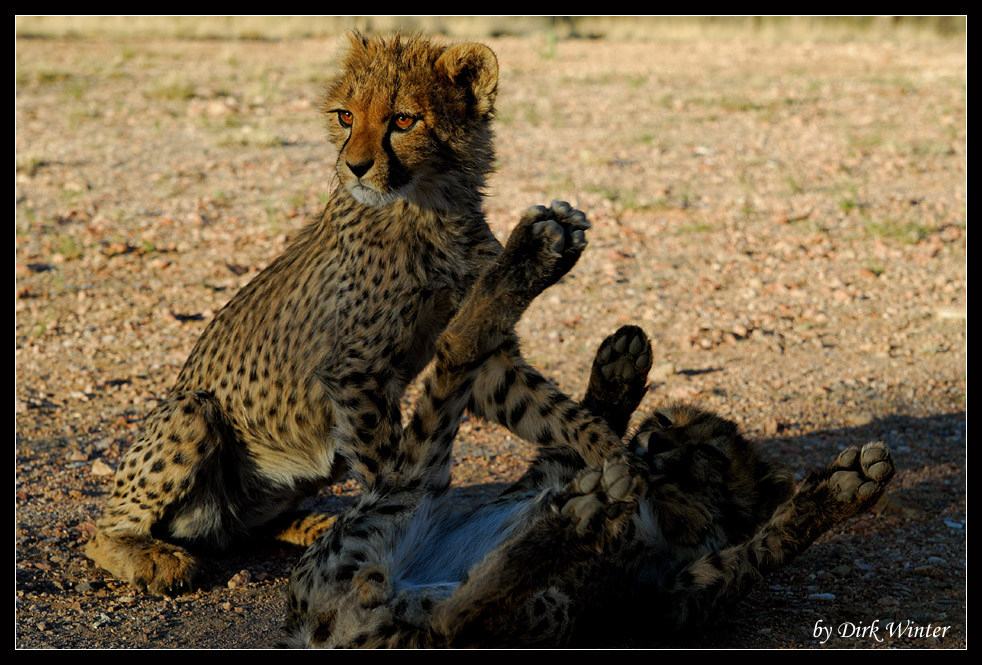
86, 33, 508, 595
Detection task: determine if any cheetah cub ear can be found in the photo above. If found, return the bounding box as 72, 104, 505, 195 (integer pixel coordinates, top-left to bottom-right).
435, 43, 498, 117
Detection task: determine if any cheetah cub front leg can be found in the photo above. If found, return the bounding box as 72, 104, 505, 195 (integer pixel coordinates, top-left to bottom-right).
438, 201, 589, 365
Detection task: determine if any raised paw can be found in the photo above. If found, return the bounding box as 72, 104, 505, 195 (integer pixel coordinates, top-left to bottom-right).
827, 441, 895, 506
772, 441, 896, 560
562, 453, 644, 537
495, 200, 590, 301
790, 441, 895, 543
584, 325, 652, 437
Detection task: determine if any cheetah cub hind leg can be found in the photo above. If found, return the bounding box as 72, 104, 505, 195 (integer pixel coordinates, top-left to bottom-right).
583, 325, 652, 438
783, 440, 895, 552
651, 442, 895, 633
431, 454, 645, 647
432, 328, 652, 646
84, 390, 242, 595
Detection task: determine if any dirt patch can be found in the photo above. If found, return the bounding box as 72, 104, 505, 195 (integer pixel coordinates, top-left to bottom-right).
16, 35, 965, 648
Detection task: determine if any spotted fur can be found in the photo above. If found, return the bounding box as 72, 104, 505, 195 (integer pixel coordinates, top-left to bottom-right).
86, 34, 607, 595
284, 315, 895, 647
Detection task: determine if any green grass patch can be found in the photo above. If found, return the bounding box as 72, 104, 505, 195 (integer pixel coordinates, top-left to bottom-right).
148, 72, 196, 100
214, 126, 286, 148
677, 222, 712, 234
55, 234, 85, 260
863, 217, 933, 244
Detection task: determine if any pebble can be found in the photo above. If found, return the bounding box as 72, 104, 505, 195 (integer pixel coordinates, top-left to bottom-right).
845, 411, 875, 426
913, 565, 946, 580
649, 362, 676, 381
227, 569, 252, 589
90, 459, 115, 476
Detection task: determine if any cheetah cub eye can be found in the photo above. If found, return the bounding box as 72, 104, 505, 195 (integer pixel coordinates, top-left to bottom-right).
392, 114, 417, 131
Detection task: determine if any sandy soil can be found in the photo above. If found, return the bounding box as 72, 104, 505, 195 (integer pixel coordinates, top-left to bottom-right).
16, 35, 965, 648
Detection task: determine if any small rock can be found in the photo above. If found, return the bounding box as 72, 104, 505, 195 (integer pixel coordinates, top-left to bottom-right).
913, 565, 945, 580
227, 569, 252, 589
649, 362, 675, 381
807, 593, 836, 601
92, 438, 114, 451
845, 411, 875, 427
936, 307, 965, 320
91, 459, 115, 476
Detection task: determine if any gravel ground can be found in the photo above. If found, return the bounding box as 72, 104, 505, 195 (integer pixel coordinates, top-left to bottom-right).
16, 35, 965, 649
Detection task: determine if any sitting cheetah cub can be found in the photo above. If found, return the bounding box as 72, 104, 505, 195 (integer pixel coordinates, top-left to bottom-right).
86, 34, 612, 595
285, 281, 895, 647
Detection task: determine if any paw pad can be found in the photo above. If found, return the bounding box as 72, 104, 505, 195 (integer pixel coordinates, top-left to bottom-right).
572, 469, 602, 495
563, 494, 604, 535
601, 462, 636, 502
828, 441, 894, 505
531, 219, 565, 256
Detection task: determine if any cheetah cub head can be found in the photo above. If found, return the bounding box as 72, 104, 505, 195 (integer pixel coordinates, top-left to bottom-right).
323, 32, 498, 211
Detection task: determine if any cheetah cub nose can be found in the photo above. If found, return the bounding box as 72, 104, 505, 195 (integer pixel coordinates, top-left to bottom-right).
346, 159, 374, 178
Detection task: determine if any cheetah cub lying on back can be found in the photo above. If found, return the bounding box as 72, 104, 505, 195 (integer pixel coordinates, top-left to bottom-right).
284, 218, 895, 647
87, 34, 615, 595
